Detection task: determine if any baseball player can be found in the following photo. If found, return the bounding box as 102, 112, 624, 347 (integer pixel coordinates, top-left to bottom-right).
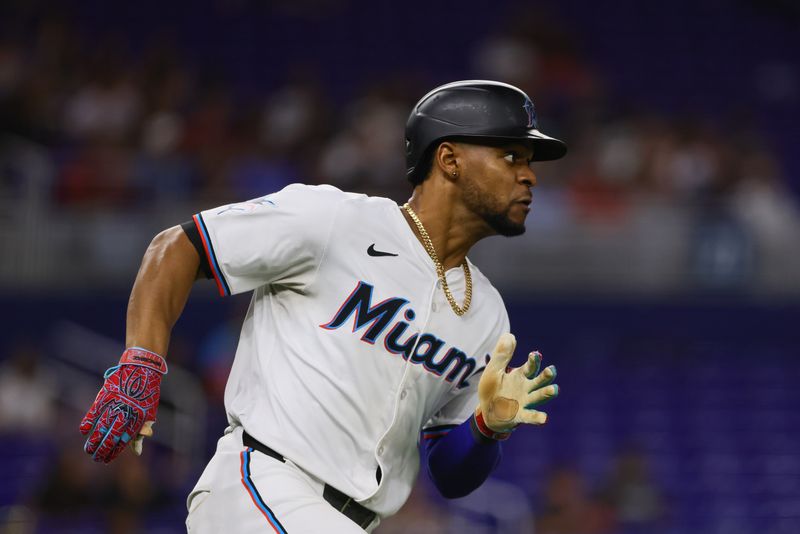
80, 80, 567, 533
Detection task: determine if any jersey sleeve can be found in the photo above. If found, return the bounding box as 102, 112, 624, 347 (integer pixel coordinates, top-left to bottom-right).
421, 378, 481, 441
190, 183, 347, 296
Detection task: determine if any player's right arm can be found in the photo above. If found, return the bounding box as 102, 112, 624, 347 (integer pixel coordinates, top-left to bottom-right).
126, 225, 203, 356
80, 225, 202, 463
81, 184, 346, 463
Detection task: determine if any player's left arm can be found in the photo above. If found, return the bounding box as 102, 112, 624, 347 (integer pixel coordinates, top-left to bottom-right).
423, 333, 558, 498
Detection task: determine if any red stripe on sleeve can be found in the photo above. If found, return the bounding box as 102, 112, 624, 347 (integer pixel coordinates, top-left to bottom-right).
193, 214, 226, 297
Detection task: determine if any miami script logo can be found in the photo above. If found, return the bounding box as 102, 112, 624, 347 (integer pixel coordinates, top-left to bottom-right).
320, 281, 481, 389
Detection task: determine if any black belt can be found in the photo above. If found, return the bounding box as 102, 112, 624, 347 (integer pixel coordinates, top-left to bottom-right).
242, 431, 378, 530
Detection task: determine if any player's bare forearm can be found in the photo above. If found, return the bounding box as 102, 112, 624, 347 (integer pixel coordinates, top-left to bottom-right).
126, 225, 201, 356
80, 225, 196, 461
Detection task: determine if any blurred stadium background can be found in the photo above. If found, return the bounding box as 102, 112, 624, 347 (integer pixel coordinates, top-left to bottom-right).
1, 0, 798, 532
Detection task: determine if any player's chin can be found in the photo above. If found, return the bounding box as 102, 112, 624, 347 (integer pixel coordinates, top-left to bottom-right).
487, 210, 526, 237
501, 219, 527, 237
507, 204, 530, 230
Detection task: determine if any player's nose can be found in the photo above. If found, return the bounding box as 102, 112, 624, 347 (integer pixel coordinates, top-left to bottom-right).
518, 166, 537, 188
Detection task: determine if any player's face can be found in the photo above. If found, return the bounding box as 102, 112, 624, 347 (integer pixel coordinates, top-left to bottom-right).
457, 141, 537, 236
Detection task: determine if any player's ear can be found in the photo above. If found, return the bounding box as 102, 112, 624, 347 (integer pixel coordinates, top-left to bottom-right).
434, 141, 459, 181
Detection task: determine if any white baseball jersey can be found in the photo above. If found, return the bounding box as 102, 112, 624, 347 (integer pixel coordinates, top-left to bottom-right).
192, 183, 510, 516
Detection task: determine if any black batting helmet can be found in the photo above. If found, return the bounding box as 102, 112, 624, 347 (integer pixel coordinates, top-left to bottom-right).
405, 80, 567, 183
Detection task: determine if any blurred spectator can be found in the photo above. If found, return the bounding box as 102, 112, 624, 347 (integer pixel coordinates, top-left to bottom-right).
601, 449, 667, 534
182, 81, 238, 205
62, 38, 142, 143
534, 467, 616, 534
0, 341, 58, 434
731, 149, 800, 247
317, 86, 408, 201
226, 102, 296, 200
35, 444, 170, 533
260, 75, 331, 161
56, 138, 137, 208
473, 34, 542, 93
134, 49, 196, 207
0, 0, 794, 234
102, 452, 172, 534
0, 38, 24, 98
688, 203, 755, 291
36, 446, 102, 519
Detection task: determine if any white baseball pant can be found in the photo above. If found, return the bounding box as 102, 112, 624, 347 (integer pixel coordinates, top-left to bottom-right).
186, 426, 380, 533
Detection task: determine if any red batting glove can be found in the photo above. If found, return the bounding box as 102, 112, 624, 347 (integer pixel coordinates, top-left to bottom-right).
80, 347, 168, 463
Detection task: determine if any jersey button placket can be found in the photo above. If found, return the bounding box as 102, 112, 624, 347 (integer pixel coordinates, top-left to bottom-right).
400, 389, 407, 400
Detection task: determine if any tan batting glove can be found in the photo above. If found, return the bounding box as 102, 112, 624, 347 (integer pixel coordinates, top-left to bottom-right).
131, 421, 155, 456
477, 333, 559, 434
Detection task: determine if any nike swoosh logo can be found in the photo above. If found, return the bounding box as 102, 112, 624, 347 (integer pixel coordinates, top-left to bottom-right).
367, 244, 398, 257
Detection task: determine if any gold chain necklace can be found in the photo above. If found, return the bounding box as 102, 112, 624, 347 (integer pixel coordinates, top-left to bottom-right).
401, 203, 472, 316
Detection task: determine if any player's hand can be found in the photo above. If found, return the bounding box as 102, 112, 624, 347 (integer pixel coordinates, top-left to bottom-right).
80, 348, 167, 463
132, 420, 155, 456
477, 333, 559, 433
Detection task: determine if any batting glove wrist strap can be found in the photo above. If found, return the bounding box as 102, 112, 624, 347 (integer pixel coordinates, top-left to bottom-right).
472, 410, 512, 442
119, 347, 168, 374
79, 348, 166, 463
